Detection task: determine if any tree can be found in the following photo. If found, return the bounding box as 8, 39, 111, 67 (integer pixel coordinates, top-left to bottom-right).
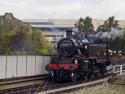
0, 31, 15, 54
0, 23, 53, 55
29, 29, 53, 55
109, 29, 125, 51
11, 30, 27, 54
97, 16, 119, 32
83, 16, 94, 32
75, 17, 84, 32
11, 29, 53, 55
0, 13, 53, 55
75, 16, 94, 32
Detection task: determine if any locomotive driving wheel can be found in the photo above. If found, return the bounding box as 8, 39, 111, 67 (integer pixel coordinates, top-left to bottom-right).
89, 73, 95, 80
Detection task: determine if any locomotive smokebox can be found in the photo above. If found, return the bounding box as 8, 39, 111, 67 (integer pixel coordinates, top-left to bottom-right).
66, 30, 73, 38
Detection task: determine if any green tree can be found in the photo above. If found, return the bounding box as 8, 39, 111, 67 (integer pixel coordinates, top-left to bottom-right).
0, 13, 53, 55
97, 16, 124, 51
29, 29, 53, 55
75, 17, 84, 32
0, 31, 15, 54
10, 29, 53, 55
75, 16, 94, 32
97, 16, 119, 32
83, 16, 94, 32
109, 30, 125, 51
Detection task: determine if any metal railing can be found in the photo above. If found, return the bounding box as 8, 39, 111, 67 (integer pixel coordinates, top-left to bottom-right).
113, 65, 125, 75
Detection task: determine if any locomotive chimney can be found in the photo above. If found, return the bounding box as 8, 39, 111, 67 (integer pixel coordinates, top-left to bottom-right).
66, 30, 73, 38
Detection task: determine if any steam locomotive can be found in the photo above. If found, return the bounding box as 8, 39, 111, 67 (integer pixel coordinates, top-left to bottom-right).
46, 30, 111, 82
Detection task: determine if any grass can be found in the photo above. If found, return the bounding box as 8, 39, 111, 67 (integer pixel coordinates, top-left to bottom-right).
65, 76, 125, 94
84, 86, 124, 94
65, 85, 125, 94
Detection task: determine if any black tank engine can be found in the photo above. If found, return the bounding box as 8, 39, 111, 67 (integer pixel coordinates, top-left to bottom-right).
46, 30, 111, 82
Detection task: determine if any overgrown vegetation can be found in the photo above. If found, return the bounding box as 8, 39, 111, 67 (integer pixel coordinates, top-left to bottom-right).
0, 13, 53, 55
109, 75, 125, 85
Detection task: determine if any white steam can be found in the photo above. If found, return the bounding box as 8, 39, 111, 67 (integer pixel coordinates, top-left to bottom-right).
97, 28, 125, 40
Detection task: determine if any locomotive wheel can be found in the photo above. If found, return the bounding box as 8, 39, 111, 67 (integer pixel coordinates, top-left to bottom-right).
71, 72, 78, 82
89, 73, 95, 80
84, 76, 88, 81
52, 75, 57, 82
92, 73, 98, 80
86, 73, 92, 81
95, 72, 103, 79
81, 72, 88, 81
93, 72, 100, 79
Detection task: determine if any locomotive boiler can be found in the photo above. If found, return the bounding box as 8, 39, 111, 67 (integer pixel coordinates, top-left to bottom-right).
46, 30, 111, 82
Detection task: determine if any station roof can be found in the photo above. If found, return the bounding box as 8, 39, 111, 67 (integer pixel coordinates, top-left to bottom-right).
22, 19, 76, 28
21, 19, 125, 30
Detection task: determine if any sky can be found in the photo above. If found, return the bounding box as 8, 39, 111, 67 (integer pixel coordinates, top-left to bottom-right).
0, 0, 125, 20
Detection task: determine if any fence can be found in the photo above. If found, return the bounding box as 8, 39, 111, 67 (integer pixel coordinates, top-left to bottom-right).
0, 55, 50, 80
113, 64, 125, 75
0, 55, 124, 80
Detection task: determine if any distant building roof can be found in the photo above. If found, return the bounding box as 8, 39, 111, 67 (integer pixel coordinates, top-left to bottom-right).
22, 19, 76, 28
21, 19, 125, 31
31, 24, 74, 28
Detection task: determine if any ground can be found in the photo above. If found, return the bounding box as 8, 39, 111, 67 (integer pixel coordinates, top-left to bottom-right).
65, 76, 125, 94
65, 84, 125, 94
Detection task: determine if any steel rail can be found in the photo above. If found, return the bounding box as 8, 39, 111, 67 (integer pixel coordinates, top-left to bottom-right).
39, 77, 110, 94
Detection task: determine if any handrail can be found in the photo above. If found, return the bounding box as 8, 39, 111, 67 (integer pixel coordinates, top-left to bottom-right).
113, 64, 125, 75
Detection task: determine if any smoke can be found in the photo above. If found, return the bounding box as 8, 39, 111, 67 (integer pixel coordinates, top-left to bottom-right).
85, 28, 125, 43
96, 28, 125, 40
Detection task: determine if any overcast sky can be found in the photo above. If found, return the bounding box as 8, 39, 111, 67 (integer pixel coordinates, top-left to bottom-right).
0, 0, 125, 20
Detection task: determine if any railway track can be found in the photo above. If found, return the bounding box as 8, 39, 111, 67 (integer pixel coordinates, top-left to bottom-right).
0, 81, 49, 94
38, 76, 110, 94
0, 75, 49, 85
0, 75, 111, 94
0, 75, 50, 94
